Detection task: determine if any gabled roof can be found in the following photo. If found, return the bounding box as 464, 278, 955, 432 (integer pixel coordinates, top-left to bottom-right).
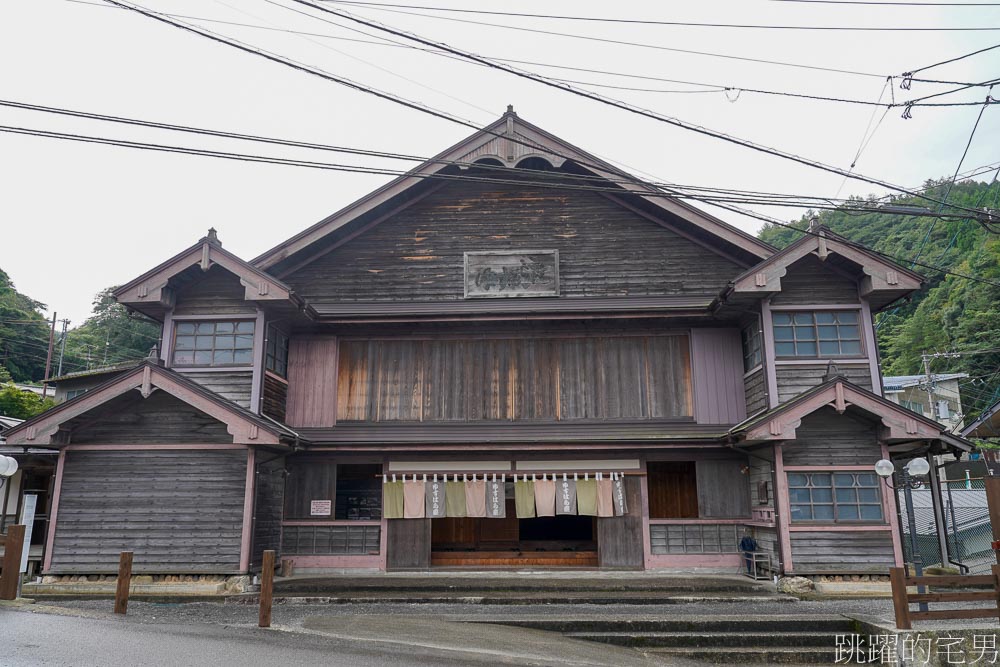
883, 373, 967, 392
3, 361, 294, 447
961, 398, 1000, 439
727, 225, 924, 310
251, 109, 775, 276
114, 230, 303, 320
730, 377, 973, 453
48, 360, 142, 385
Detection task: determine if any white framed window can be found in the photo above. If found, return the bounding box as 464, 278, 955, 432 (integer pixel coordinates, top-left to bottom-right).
773, 310, 863, 359
788, 472, 883, 523
172, 320, 255, 367
741, 321, 763, 372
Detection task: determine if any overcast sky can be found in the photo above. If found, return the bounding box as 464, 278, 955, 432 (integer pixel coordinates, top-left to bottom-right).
2, 0, 999, 325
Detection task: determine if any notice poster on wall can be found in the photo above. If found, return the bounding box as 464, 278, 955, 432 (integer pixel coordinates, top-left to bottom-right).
310, 500, 332, 516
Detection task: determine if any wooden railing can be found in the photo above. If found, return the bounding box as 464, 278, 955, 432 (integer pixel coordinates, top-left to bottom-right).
0, 524, 26, 601
889, 566, 1000, 629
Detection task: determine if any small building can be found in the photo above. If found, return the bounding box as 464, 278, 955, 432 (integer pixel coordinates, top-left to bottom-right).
49, 362, 143, 404
883, 373, 967, 434
3, 110, 971, 585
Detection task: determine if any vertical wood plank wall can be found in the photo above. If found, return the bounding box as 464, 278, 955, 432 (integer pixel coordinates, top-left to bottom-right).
285, 337, 339, 427
690, 329, 747, 424
386, 518, 432, 570
597, 477, 644, 568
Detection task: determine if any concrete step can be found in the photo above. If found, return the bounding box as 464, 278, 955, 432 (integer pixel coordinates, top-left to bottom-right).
232, 592, 795, 606
567, 630, 840, 648
480, 615, 853, 634
645, 646, 842, 664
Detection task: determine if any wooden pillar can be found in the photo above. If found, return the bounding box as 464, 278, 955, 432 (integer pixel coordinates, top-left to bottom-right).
986, 477, 1000, 564
0, 524, 26, 601
259, 549, 275, 628
114, 551, 133, 614
889, 567, 911, 630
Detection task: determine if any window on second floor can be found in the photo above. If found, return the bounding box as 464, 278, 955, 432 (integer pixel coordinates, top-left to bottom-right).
172, 320, 254, 367
772, 310, 862, 359
741, 321, 762, 372
265, 325, 289, 378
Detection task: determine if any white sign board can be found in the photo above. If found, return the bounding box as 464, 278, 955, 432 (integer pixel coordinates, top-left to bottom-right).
18, 494, 37, 574
310, 500, 332, 516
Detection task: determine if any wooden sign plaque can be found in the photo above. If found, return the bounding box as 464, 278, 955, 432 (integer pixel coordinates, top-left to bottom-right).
464, 250, 559, 299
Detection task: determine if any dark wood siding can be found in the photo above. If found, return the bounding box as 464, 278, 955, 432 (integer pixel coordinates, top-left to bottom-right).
597, 477, 644, 568
172, 266, 255, 315
50, 449, 247, 573
286, 177, 743, 304
261, 374, 288, 423
647, 462, 699, 518
695, 460, 751, 518
281, 524, 380, 555
251, 455, 285, 568
782, 410, 882, 466
285, 337, 339, 428
690, 329, 746, 424
650, 523, 741, 554
69, 391, 232, 444
175, 370, 253, 408
749, 453, 774, 510
336, 335, 693, 423
770, 255, 859, 305
386, 518, 431, 569
744, 369, 767, 416
790, 531, 895, 573
776, 363, 873, 403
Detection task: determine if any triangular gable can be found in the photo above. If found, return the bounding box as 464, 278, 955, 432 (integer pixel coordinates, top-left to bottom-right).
730, 378, 971, 451
3, 362, 288, 447
114, 231, 301, 320
251, 109, 774, 275
729, 225, 923, 306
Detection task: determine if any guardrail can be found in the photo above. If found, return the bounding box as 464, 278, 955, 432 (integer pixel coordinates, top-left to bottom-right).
889, 565, 1000, 629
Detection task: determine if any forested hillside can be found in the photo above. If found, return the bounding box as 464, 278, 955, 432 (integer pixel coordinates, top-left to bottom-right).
758, 177, 1000, 423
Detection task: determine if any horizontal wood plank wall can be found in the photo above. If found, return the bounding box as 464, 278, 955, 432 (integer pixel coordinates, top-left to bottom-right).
769, 255, 860, 305
690, 329, 746, 424
744, 369, 767, 416
172, 266, 256, 315
50, 449, 247, 573
789, 531, 895, 572
262, 374, 288, 423
251, 456, 285, 569
285, 337, 339, 427
775, 363, 872, 404
597, 477, 644, 567
282, 524, 380, 556
335, 335, 693, 422
286, 177, 743, 304
69, 390, 233, 444
782, 410, 882, 466
175, 370, 253, 408
695, 460, 751, 518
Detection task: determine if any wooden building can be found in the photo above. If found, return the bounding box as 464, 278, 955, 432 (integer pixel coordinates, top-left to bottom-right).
5, 110, 972, 580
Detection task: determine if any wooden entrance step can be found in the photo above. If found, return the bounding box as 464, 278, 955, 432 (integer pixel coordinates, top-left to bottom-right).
431, 550, 599, 567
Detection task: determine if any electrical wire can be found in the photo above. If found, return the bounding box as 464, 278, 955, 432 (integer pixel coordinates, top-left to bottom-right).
321, 0, 1000, 31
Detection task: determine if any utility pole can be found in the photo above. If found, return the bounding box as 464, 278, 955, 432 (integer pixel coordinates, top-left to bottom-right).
921, 353, 938, 421
41, 312, 56, 399
56, 319, 70, 377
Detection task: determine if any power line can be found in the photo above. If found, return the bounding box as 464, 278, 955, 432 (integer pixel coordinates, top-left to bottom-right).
768, 0, 1000, 5
906, 42, 1000, 75
322, 0, 1000, 31
283, 0, 998, 220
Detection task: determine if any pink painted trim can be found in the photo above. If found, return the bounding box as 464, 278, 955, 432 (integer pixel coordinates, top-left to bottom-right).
303, 442, 727, 452
647, 554, 743, 568
63, 444, 248, 451
649, 518, 755, 525
169, 313, 258, 321
282, 520, 381, 527
168, 366, 254, 373
639, 458, 652, 570
783, 465, 876, 471
379, 457, 388, 571
161, 310, 173, 364
760, 298, 779, 409
861, 299, 882, 397
787, 525, 891, 532
774, 359, 871, 366
774, 444, 793, 574
284, 555, 382, 569
250, 309, 266, 414
882, 443, 905, 567
240, 448, 256, 573
42, 449, 66, 573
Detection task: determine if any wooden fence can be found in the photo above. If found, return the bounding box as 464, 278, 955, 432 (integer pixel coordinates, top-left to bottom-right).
889, 566, 1000, 629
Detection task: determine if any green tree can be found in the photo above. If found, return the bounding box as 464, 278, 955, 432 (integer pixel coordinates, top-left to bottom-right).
0, 268, 51, 382
58, 287, 161, 373
0, 383, 55, 419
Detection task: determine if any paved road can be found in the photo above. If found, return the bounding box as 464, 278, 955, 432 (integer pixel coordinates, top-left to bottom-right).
0, 604, 669, 667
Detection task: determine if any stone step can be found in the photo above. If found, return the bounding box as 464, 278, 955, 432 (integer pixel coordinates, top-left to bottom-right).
478, 615, 853, 634
567, 630, 841, 648
272, 575, 765, 595
645, 646, 842, 664
232, 592, 794, 606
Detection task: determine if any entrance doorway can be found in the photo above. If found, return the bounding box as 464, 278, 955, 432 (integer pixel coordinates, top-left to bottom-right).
430, 499, 598, 567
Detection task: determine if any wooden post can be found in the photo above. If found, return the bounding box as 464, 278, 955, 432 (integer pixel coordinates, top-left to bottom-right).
993, 563, 1000, 626
258, 550, 275, 628
114, 551, 133, 615
986, 477, 1000, 564
889, 567, 912, 630
0, 524, 26, 601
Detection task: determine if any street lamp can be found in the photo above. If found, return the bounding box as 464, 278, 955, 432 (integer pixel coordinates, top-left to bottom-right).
874, 457, 930, 489
0, 455, 17, 491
